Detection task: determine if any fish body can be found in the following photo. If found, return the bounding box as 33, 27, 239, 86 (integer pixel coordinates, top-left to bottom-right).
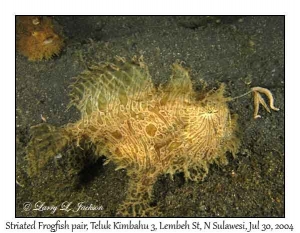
27, 56, 239, 216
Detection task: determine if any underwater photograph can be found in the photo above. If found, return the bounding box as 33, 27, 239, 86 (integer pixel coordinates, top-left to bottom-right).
16, 16, 284, 217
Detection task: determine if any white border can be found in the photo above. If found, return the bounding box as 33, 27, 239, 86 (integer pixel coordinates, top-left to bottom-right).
1, 0, 299, 232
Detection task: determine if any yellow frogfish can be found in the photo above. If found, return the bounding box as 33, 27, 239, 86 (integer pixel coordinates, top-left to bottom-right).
16, 16, 64, 61
26, 56, 279, 216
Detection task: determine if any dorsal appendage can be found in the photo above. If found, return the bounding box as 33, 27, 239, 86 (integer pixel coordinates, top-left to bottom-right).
231, 86, 280, 119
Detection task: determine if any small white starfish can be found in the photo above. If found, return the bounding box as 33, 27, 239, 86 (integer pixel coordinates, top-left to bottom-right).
251, 87, 280, 119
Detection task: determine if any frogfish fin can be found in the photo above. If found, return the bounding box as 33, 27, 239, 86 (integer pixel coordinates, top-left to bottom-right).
159, 62, 194, 105
26, 123, 70, 177
68, 56, 155, 116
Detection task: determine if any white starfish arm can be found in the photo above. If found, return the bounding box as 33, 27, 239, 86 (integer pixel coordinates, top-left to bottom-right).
253, 92, 261, 119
